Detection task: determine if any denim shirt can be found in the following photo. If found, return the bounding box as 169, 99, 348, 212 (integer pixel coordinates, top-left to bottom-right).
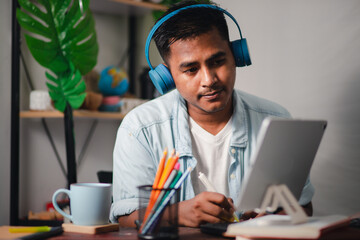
110, 89, 314, 223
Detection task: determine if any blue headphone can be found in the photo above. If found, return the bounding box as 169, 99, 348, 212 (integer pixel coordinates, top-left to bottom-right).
145, 4, 251, 95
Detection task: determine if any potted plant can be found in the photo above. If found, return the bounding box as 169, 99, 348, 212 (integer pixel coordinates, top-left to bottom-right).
16, 0, 99, 187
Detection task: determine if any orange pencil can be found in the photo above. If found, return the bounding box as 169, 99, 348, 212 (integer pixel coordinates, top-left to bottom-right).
143, 151, 178, 225
151, 153, 179, 205
161, 149, 175, 174
157, 152, 179, 189
142, 149, 172, 225
152, 149, 168, 189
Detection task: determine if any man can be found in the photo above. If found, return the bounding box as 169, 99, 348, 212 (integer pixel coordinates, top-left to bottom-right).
110, 0, 314, 227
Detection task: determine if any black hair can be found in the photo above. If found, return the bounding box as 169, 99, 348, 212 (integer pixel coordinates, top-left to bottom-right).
153, 0, 230, 63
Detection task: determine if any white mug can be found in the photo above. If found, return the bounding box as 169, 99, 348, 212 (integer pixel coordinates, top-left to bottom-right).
52, 183, 112, 226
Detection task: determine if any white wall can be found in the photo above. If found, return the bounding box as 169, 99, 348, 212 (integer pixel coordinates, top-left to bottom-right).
220, 0, 360, 216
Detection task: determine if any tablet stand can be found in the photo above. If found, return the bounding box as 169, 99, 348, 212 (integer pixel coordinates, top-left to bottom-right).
256, 184, 308, 224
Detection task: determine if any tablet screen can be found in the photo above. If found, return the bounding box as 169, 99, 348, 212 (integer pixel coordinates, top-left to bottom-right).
236, 117, 327, 211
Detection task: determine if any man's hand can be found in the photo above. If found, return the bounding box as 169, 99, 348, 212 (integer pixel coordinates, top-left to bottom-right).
239, 201, 313, 221
118, 210, 138, 227
177, 191, 235, 227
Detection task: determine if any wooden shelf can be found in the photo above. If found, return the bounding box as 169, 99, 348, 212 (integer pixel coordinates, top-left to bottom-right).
112, 0, 167, 10
20, 110, 126, 120
90, 0, 167, 15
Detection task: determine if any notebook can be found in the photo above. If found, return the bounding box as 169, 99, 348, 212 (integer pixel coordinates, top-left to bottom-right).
224, 214, 350, 239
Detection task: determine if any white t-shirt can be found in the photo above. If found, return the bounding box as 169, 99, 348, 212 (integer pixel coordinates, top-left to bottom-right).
189, 116, 233, 197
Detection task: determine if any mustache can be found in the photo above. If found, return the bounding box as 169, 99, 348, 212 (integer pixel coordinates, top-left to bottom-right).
199, 86, 223, 96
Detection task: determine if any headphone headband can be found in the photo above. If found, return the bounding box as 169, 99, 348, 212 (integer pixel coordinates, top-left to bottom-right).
145, 4, 244, 70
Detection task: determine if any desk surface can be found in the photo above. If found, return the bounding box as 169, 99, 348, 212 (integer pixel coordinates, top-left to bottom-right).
48, 226, 360, 240
51, 227, 221, 239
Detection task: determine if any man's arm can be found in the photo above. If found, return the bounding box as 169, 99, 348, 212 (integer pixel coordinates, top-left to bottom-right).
302, 201, 313, 216
273, 201, 313, 216
272, 201, 313, 217
240, 201, 313, 220
118, 210, 138, 227
118, 192, 235, 228
111, 123, 157, 224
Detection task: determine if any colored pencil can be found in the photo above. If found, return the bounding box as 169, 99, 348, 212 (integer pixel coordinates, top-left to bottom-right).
142, 150, 177, 225
142, 149, 168, 225
153, 149, 168, 189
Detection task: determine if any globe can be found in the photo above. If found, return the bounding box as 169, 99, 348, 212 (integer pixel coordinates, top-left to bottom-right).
98, 66, 129, 96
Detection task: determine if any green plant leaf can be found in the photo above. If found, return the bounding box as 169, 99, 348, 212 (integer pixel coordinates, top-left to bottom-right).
17, 0, 98, 75
16, 0, 98, 112
46, 63, 87, 112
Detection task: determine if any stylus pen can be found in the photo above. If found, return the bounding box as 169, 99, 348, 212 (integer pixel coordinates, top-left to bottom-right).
198, 172, 240, 222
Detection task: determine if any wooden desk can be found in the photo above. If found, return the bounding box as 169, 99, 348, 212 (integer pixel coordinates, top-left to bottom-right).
48, 226, 360, 240
50, 227, 223, 239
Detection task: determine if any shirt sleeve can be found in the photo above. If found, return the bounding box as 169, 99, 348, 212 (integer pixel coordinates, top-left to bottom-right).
298, 176, 315, 206
110, 124, 156, 223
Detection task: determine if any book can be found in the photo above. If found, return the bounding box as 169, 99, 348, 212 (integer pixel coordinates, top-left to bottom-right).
224, 214, 350, 239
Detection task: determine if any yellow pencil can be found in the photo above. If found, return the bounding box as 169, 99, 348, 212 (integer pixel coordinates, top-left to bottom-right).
9, 226, 51, 233
158, 150, 177, 187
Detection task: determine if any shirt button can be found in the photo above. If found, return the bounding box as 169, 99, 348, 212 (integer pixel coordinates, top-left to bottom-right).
231, 148, 236, 154
230, 174, 236, 180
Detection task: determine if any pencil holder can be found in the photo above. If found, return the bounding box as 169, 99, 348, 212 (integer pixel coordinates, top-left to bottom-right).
137, 185, 179, 240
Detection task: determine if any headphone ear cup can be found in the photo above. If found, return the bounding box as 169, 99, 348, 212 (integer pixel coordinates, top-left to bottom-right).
148, 64, 175, 95
231, 39, 252, 67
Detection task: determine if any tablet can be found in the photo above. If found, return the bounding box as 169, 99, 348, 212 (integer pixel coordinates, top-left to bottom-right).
236, 117, 327, 211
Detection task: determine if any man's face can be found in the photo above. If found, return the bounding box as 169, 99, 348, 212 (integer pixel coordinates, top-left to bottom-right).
167, 28, 236, 117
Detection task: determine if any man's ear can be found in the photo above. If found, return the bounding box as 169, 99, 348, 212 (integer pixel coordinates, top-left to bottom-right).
163, 62, 171, 75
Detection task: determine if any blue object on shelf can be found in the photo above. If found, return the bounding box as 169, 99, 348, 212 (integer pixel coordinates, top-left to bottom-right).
98, 66, 129, 96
